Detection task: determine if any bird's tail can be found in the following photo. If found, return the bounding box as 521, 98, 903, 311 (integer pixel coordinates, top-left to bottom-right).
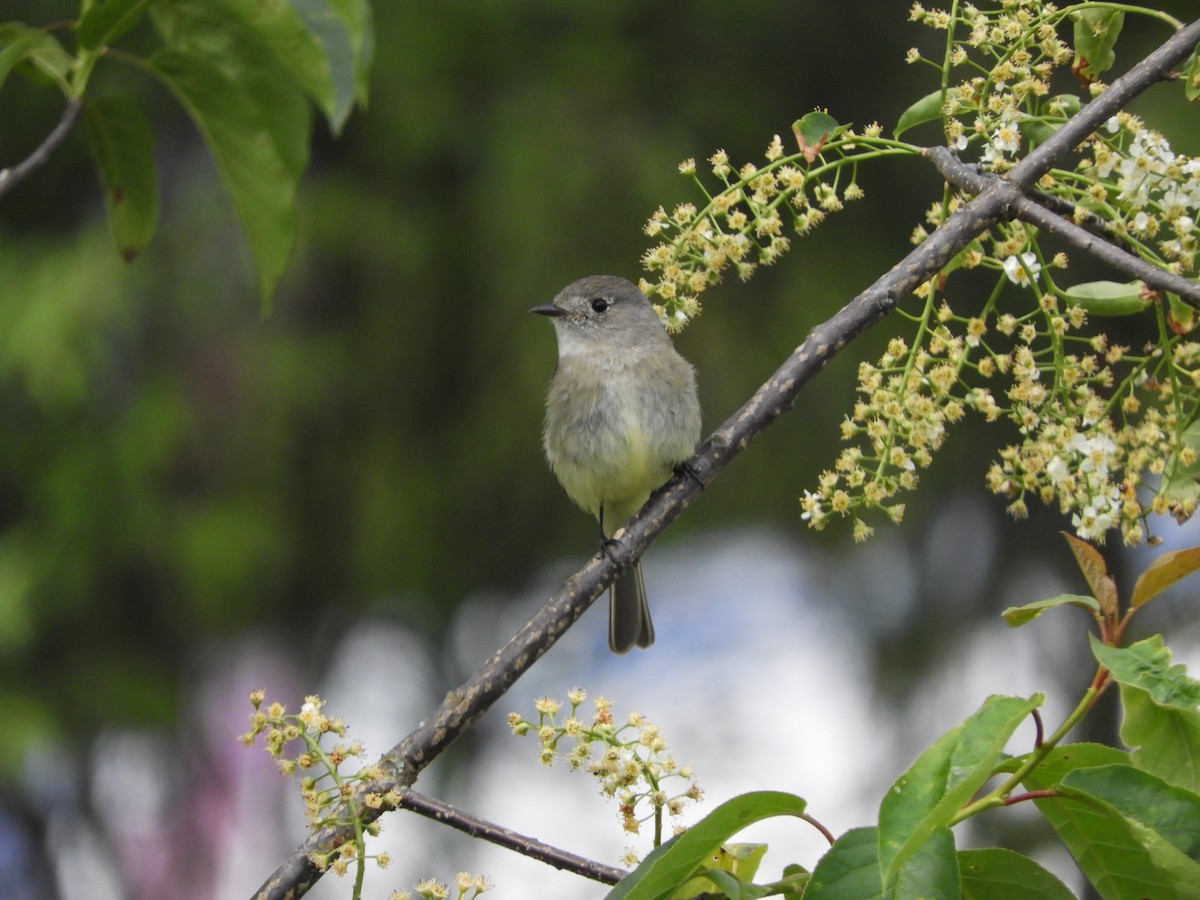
609, 561, 654, 654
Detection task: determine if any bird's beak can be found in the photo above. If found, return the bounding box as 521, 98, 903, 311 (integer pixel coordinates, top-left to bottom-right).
530, 303, 567, 317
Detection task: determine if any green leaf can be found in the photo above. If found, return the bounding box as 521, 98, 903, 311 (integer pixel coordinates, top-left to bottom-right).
791, 111, 842, 162
204, 0, 361, 133
1010, 745, 1182, 896
324, 0, 373, 104
1002, 742, 1131, 784
673, 844, 769, 898
1071, 8, 1124, 81
148, 5, 310, 305
1045, 779, 1200, 898
891, 826, 958, 900
1001, 593, 1100, 627
291, 0, 371, 128
672, 868, 743, 899
958, 848, 1076, 900
75, 0, 151, 50
894, 89, 942, 139
1162, 420, 1200, 511
84, 95, 158, 260
1062, 280, 1151, 317
1131, 547, 1200, 608
1091, 635, 1200, 709
4, 27, 72, 93
804, 827, 883, 900
606, 792, 808, 900
779, 864, 809, 899
1168, 291, 1197, 335
1064, 765, 1200, 863
1186, 49, 1200, 102
878, 694, 1041, 889
1120, 684, 1200, 793
0, 24, 49, 94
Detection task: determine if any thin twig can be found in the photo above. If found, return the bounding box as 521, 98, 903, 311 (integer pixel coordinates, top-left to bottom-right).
252, 17, 1200, 900
0, 99, 82, 201
925, 146, 1200, 305
395, 789, 626, 885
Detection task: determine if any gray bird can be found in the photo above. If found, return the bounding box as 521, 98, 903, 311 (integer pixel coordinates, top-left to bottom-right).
532, 275, 702, 653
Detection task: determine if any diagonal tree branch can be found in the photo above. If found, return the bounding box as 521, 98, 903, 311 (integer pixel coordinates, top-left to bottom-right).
0, 99, 82, 201
253, 17, 1200, 900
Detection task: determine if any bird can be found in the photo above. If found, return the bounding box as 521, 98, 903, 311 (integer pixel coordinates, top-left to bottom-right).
532, 274, 702, 653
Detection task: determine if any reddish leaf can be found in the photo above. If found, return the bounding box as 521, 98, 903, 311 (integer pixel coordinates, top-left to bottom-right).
1131, 547, 1200, 609
1063, 532, 1118, 617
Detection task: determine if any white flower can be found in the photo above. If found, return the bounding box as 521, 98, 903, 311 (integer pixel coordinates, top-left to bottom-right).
1046, 456, 1070, 485
1105, 116, 1120, 133
1002, 252, 1041, 286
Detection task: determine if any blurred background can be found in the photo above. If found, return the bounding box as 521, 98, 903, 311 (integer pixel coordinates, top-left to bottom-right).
2, 2, 1199, 898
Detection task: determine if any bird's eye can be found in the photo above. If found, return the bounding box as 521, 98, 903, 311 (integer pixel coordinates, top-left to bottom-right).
590, 297, 610, 313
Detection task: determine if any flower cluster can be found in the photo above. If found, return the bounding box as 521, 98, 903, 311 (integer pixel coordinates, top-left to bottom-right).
240, 691, 396, 879
1086, 114, 1200, 275
390, 873, 493, 900
793, 2, 1200, 546
508, 689, 701, 851
908, 0, 1077, 172
639, 119, 886, 331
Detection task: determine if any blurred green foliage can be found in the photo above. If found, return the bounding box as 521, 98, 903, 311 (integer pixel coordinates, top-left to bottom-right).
0, 0, 1196, 769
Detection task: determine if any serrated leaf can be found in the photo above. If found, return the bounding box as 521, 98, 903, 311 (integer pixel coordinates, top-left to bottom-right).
1120, 683, 1200, 793
879, 695, 1041, 888
204, 0, 357, 133
85, 94, 158, 260
1072, 8, 1124, 81
1011, 744, 1135, 896
895, 89, 942, 139
148, 8, 309, 306
1091, 635, 1200, 709
1131, 547, 1200, 608
1017, 746, 1195, 898
1062, 531, 1117, 618
606, 792, 808, 900
149, 3, 310, 178
958, 848, 1076, 899
1001, 593, 1100, 627
1064, 765, 1200, 862
804, 827, 883, 900
75, 0, 150, 50
1045, 780, 1200, 898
